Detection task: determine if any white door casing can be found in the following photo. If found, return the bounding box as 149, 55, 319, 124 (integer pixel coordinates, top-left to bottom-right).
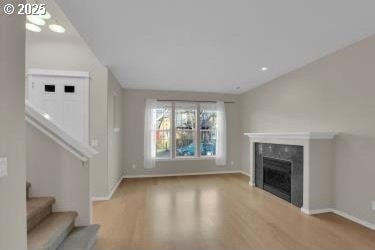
27, 69, 89, 144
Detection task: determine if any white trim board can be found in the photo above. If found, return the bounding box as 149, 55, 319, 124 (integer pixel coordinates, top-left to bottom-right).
238, 170, 250, 177
301, 208, 375, 230
91, 176, 125, 202
124, 170, 248, 178
244, 132, 338, 140
301, 208, 334, 215
27, 68, 89, 78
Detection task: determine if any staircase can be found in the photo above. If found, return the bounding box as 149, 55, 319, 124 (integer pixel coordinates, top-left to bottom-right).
26, 182, 99, 250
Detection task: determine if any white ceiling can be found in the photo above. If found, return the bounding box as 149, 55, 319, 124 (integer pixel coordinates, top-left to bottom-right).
56, 0, 375, 94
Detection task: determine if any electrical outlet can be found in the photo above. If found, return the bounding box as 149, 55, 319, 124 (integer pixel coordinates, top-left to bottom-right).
0, 157, 8, 178
131, 163, 136, 169
372, 201, 375, 211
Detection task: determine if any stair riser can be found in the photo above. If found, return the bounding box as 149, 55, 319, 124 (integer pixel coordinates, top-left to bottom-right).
27, 205, 52, 232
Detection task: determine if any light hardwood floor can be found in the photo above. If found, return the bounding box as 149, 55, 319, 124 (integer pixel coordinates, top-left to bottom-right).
93, 174, 375, 250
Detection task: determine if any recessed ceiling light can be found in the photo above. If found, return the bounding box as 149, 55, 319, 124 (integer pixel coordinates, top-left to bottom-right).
261, 67, 269, 71
40, 11, 51, 20
43, 113, 51, 120
27, 15, 46, 26
26, 23, 42, 32
49, 24, 65, 33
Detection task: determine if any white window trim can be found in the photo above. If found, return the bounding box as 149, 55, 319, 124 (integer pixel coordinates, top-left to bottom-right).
155, 101, 217, 160
156, 156, 216, 162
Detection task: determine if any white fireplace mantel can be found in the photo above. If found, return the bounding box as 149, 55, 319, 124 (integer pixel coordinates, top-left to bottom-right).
244, 131, 338, 215
244, 132, 337, 140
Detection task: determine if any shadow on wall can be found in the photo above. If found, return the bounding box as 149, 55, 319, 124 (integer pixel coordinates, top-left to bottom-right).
333, 133, 375, 224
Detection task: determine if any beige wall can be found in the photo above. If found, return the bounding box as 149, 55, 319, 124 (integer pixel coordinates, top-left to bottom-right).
240, 35, 375, 224
0, 6, 28, 249
25, 0, 109, 197
107, 69, 124, 192
123, 89, 242, 175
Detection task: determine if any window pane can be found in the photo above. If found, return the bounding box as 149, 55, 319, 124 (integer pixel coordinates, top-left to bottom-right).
175, 103, 197, 129
201, 130, 216, 156
176, 130, 195, 157
153, 103, 171, 159
156, 130, 171, 158
155, 108, 171, 130
200, 109, 217, 130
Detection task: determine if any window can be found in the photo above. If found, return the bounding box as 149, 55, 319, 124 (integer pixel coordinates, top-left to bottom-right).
175, 103, 197, 157
153, 103, 172, 159
148, 101, 222, 160
145, 99, 226, 166
200, 103, 217, 157
64, 85, 75, 93
44, 84, 55, 92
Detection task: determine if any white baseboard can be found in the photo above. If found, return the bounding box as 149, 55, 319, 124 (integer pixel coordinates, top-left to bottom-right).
301, 207, 334, 215
124, 170, 249, 178
332, 209, 375, 230
301, 207, 375, 230
238, 170, 250, 177
91, 175, 125, 202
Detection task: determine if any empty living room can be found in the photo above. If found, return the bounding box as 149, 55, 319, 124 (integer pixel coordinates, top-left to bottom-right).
1, 0, 375, 249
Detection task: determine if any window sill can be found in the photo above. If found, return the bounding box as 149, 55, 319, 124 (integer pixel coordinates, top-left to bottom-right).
156, 157, 216, 162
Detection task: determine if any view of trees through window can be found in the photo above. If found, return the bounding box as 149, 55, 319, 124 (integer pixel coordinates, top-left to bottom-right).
175, 104, 197, 157
155, 107, 171, 158
200, 107, 217, 156
153, 102, 217, 159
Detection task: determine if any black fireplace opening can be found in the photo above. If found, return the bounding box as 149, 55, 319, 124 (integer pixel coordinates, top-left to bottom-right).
263, 157, 292, 202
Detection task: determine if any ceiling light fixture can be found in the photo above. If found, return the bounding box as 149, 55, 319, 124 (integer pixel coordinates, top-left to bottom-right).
40, 11, 51, 20
27, 15, 46, 26
43, 113, 51, 120
49, 24, 66, 33
26, 23, 42, 32
261, 67, 269, 72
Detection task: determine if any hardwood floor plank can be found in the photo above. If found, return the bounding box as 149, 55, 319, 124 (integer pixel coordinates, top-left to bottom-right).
93, 174, 375, 250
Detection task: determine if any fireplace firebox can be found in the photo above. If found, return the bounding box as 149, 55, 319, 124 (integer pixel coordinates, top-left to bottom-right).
263, 157, 292, 202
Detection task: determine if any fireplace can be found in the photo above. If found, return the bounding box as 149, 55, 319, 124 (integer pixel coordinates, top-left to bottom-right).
263, 157, 291, 202
254, 143, 303, 207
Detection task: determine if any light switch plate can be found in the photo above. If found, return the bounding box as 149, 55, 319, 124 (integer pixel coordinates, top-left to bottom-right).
0, 157, 8, 178
372, 201, 375, 211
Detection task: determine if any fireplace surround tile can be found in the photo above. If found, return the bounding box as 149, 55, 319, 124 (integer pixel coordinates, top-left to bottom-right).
255, 143, 303, 207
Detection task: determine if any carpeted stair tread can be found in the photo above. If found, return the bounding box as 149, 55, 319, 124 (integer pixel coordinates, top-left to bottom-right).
57, 225, 100, 250
27, 197, 55, 231
28, 212, 78, 250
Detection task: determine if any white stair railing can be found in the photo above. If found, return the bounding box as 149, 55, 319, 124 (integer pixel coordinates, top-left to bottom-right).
25, 100, 98, 162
